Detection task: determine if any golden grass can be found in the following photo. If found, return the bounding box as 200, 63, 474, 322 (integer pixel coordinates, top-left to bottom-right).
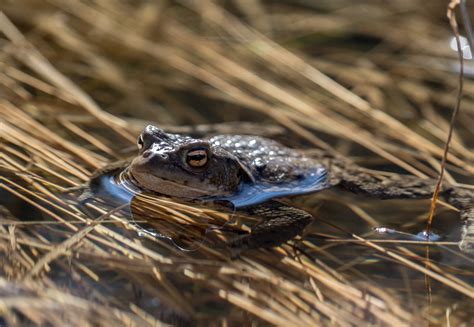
0, 1, 473, 326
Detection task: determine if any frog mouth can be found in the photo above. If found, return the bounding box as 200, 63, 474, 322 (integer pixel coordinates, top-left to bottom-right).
125, 168, 215, 198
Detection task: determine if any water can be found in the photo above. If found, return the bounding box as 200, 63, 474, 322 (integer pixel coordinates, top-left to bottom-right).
3, 124, 471, 326
373, 226, 443, 242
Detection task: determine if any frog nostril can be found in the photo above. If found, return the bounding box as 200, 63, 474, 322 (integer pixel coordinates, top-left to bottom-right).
142, 150, 152, 158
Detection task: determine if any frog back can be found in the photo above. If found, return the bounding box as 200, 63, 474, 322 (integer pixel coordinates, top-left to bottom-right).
207, 135, 329, 207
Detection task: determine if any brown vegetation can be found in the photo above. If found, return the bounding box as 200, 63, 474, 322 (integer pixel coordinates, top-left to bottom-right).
0, 1, 473, 326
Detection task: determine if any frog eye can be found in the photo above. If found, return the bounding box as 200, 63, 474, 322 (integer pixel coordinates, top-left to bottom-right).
137, 135, 144, 150
185, 148, 208, 167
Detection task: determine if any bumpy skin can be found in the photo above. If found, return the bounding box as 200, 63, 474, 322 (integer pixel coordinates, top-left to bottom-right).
86, 125, 474, 254
208, 134, 318, 184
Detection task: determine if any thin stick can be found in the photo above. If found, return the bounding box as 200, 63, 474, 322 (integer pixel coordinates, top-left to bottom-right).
426, 0, 464, 230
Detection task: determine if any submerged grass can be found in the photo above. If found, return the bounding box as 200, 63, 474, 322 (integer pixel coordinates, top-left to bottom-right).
0, 0, 473, 326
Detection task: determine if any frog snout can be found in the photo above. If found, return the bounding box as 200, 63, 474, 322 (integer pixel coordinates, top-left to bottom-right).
141, 150, 169, 161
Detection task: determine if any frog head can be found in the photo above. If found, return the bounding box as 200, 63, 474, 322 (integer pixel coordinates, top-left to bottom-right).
128, 125, 251, 198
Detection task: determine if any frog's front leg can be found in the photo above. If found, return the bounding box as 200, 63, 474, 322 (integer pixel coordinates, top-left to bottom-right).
228, 201, 313, 255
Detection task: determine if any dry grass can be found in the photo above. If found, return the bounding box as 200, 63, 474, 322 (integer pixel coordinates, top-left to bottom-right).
0, 1, 473, 326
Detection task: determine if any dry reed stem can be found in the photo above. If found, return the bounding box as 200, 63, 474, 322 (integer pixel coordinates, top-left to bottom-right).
427, 0, 464, 230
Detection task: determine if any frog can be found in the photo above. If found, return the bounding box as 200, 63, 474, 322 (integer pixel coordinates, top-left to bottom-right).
83, 125, 474, 254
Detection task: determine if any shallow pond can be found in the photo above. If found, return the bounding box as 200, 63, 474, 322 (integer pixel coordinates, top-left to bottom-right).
1, 0, 473, 326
